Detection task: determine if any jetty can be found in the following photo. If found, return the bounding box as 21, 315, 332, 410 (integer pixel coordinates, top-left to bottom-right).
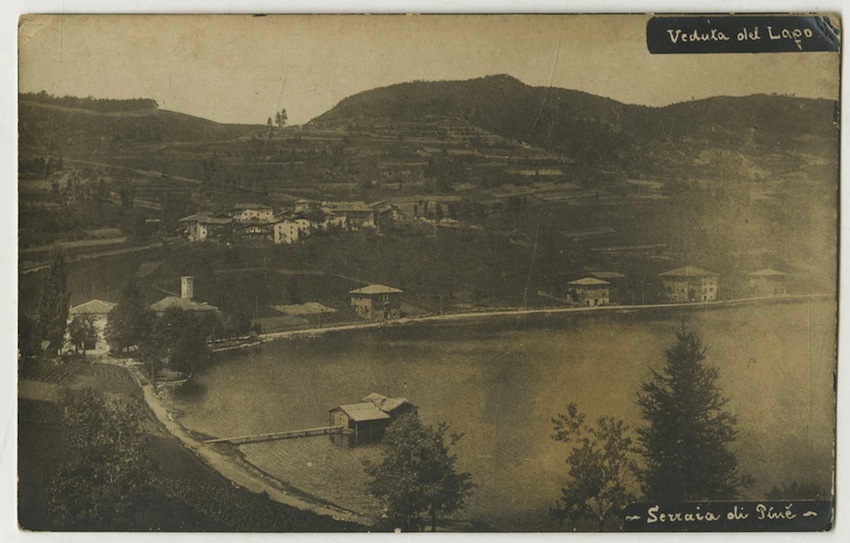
203, 425, 345, 445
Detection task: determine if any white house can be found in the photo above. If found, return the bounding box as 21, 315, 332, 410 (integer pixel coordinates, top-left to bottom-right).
231, 203, 275, 223
274, 220, 300, 244
68, 299, 116, 353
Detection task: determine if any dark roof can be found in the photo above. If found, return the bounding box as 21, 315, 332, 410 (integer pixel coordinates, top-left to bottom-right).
350, 284, 403, 295
659, 266, 718, 277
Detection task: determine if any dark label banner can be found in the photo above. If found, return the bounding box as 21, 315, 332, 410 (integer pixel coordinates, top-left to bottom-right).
623, 501, 833, 531
647, 15, 840, 54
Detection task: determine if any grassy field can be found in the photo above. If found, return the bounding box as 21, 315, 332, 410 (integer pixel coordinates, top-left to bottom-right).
17, 359, 362, 532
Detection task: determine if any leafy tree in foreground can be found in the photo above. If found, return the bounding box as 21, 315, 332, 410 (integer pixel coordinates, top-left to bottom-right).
366, 412, 474, 532
68, 315, 98, 354
550, 403, 637, 531
636, 321, 752, 501
48, 388, 150, 529
35, 249, 71, 353
105, 278, 153, 353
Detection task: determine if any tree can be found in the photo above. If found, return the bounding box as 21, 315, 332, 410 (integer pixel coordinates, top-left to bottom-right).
105, 278, 153, 353
366, 412, 474, 532
18, 312, 37, 366
275, 109, 288, 128
169, 326, 209, 375
550, 403, 637, 531
636, 321, 751, 501
48, 388, 150, 529
68, 315, 98, 354
35, 250, 71, 353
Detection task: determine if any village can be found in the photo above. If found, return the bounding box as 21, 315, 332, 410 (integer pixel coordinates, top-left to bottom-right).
15, 12, 839, 535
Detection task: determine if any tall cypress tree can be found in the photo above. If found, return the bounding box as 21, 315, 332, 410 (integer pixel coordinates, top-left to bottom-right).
636, 321, 751, 501
36, 249, 71, 353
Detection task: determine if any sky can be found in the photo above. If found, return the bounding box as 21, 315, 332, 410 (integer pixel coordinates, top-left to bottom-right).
18, 14, 841, 125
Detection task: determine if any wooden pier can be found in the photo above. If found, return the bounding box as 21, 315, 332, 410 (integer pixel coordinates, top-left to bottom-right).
204, 425, 345, 445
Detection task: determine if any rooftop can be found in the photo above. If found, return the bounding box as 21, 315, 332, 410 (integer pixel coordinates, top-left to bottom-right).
150, 296, 219, 313
232, 203, 272, 210
334, 402, 392, 422
350, 284, 404, 295
589, 271, 625, 280
69, 299, 116, 316
323, 201, 374, 212
659, 266, 718, 277
363, 393, 412, 413
568, 277, 611, 286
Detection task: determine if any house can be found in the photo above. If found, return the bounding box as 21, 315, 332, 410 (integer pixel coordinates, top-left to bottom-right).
68, 299, 116, 352
747, 269, 788, 297
294, 199, 318, 212
322, 201, 376, 230
231, 203, 274, 223
149, 276, 219, 316
237, 221, 274, 242
274, 219, 300, 244
179, 213, 232, 242
328, 393, 415, 441
370, 200, 401, 228
567, 277, 611, 306
659, 266, 719, 303
589, 271, 625, 303
350, 284, 403, 320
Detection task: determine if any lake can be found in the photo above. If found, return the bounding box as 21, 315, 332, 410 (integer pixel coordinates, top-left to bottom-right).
171, 300, 836, 530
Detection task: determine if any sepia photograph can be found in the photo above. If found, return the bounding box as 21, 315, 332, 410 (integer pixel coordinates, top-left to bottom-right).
16, 13, 840, 533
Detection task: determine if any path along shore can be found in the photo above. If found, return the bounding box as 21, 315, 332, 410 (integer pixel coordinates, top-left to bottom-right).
119, 361, 368, 525
214, 293, 832, 353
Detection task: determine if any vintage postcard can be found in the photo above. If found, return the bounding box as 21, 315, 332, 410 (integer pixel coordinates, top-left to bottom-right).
17, 14, 839, 532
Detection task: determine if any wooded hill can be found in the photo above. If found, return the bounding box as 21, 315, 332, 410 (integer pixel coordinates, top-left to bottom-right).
309, 74, 838, 176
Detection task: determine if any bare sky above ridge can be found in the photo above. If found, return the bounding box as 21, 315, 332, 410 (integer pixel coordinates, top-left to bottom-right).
18, 14, 840, 125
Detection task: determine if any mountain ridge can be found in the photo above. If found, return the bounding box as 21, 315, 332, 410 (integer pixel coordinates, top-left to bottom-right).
309, 74, 837, 172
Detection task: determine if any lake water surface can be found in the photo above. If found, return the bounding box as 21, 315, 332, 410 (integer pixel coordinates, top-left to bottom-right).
172, 300, 836, 530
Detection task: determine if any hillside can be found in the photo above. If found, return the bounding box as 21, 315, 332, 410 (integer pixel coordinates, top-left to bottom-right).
309, 74, 838, 176
19, 98, 261, 151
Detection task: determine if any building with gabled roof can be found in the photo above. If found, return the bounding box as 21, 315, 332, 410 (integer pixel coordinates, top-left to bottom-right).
329, 392, 416, 442
350, 284, 403, 320
231, 203, 275, 223
149, 276, 219, 316
66, 299, 117, 353
179, 213, 232, 242
660, 266, 719, 303
567, 277, 611, 306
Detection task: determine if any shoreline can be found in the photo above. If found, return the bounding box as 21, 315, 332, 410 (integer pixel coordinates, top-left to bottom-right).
129, 293, 832, 527
123, 363, 370, 526
214, 293, 833, 353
